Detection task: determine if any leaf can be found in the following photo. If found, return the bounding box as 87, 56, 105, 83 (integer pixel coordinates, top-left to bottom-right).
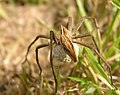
67, 77, 99, 87
67, 77, 87, 84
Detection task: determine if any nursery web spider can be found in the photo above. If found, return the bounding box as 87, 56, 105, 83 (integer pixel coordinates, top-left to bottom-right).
22, 16, 114, 93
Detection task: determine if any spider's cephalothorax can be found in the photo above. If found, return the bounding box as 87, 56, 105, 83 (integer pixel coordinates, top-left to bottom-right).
52, 25, 79, 63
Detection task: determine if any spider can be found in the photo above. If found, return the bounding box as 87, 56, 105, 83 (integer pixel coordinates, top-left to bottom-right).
22, 16, 114, 93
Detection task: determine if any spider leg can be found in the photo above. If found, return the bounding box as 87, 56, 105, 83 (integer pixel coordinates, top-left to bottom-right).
75, 16, 99, 32
50, 31, 58, 93
73, 41, 113, 86
67, 17, 73, 32
22, 35, 50, 65
35, 44, 50, 75
24, 35, 50, 61
72, 33, 101, 66
94, 49, 112, 84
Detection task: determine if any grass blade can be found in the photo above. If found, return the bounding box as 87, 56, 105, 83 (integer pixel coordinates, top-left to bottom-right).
111, 0, 120, 9
76, 0, 93, 32
103, 9, 119, 48
85, 47, 110, 83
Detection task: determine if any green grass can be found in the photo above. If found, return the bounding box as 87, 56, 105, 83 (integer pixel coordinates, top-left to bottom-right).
103, 9, 119, 49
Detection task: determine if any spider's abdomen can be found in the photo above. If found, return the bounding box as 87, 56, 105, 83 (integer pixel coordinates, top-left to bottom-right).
52, 43, 79, 63
53, 45, 71, 63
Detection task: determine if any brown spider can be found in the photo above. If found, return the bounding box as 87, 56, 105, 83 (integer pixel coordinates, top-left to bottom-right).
22, 16, 114, 93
